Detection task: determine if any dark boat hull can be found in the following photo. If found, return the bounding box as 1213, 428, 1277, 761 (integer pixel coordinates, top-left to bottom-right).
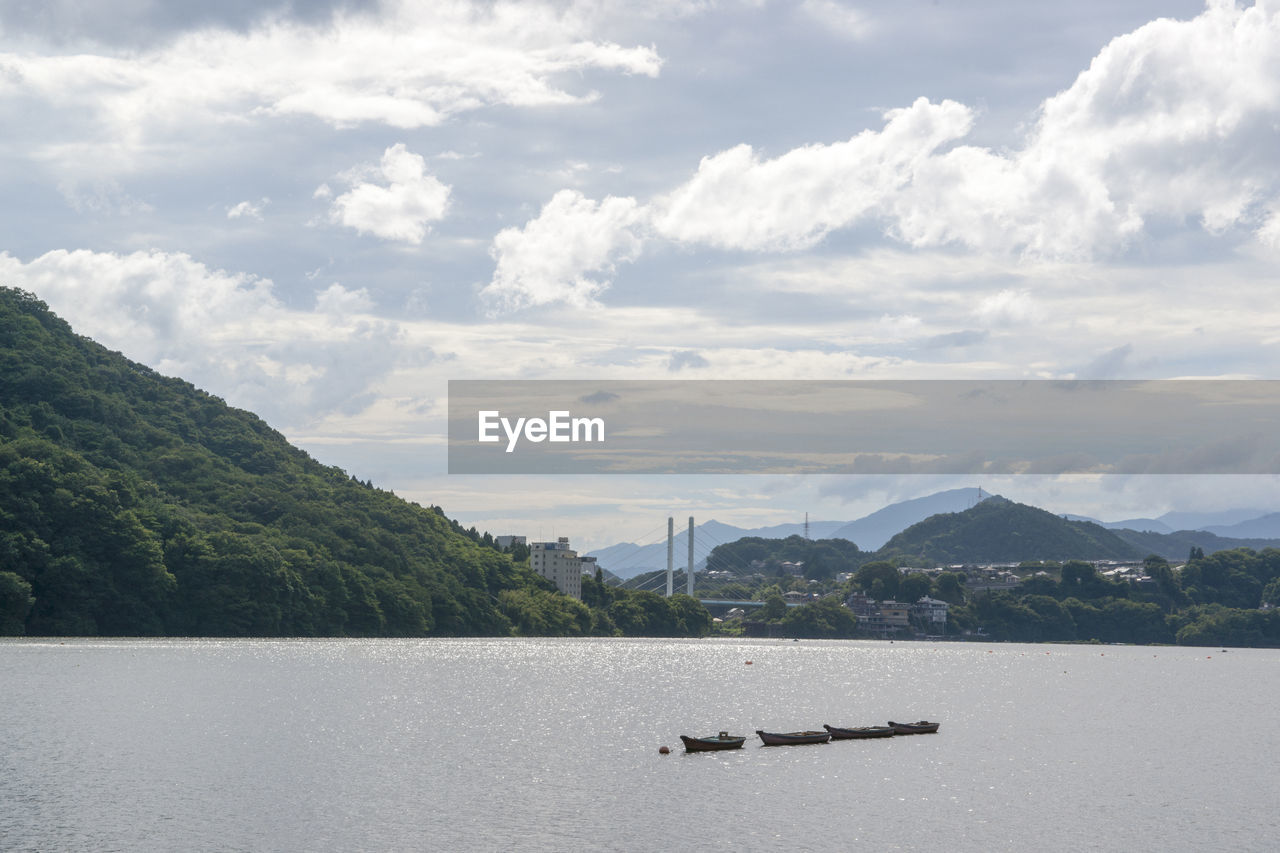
888, 720, 940, 734
756, 729, 831, 746
680, 734, 746, 752
823, 724, 896, 739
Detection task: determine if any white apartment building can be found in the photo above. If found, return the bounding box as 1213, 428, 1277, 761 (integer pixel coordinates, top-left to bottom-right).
530, 537, 583, 599
913, 596, 950, 625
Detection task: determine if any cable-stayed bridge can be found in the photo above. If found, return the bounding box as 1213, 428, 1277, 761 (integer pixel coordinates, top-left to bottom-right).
598, 515, 804, 608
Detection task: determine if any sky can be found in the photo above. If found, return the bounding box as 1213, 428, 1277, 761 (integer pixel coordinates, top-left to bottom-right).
2, 0, 1279, 551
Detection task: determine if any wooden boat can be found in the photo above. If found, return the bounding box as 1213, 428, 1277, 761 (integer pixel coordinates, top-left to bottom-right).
680, 732, 746, 752
888, 720, 940, 734
823, 724, 895, 739
756, 729, 831, 746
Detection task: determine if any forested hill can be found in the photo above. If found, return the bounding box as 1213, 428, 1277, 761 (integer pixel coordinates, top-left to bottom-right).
0, 288, 578, 637
877, 496, 1143, 564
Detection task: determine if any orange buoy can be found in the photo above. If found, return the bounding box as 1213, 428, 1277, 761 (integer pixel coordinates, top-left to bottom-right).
659, 746, 670, 754
745, 660, 753, 665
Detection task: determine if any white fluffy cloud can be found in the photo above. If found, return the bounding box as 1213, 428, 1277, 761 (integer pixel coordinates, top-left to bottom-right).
315, 282, 375, 315
0, 0, 661, 160
482, 189, 645, 312
651, 97, 972, 251
891, 0, 1280, 257
0, 249, 397, 426
486, 1, 1280, 310
974, 289, 1041, 327
328, 144, 450, 244
679, 0, 1280, 258
227, 198, 268, 220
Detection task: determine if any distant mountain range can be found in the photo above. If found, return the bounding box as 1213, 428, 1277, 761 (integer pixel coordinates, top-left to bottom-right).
1065, 507, 1280, 537
588, 488, 1280, 578
828, 488, 986, 549
587, 488, 985, 579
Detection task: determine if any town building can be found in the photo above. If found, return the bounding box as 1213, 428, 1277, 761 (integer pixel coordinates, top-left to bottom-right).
530, 537, 583, 599
844, 592, 913, 636
912, 596, 949, 626
874, 602, 911, 633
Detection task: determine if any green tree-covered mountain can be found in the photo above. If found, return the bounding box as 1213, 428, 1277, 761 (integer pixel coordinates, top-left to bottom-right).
877, 496, 1143, 564
0, 288, 707, 637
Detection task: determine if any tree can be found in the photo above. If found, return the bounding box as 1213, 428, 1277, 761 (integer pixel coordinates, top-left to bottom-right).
0, 571, 34, 635
1019, 573, 1059, 597
854, 561, 899, 600
1263, 577, 1280, 608
898, 572, 932, 603
760, 594, 787, 620
780, 597, 858, 638
933, 572, 965, 604
1143, 554, 1184, 607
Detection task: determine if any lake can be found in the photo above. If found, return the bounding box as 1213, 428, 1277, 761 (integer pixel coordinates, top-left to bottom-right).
1, 637, 1275, 852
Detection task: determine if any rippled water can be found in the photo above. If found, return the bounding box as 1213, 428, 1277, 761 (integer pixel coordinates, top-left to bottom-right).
2, 638, 1276, 852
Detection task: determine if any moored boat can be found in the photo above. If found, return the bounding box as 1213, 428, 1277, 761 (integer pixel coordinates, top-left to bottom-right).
823, 724, 895, 739
680, 732, 747, 752
756, 729, 831, 746
888, 720, 940, 734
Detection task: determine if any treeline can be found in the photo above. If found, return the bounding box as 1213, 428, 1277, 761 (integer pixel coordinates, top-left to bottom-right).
693, 548, 1280, 646
0, 288, 709, 638
946, 552, 1280, 646
705, 535, 863, 580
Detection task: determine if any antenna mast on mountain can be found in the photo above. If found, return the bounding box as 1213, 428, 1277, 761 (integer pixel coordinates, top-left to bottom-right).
804, 512, 810, 540
975, 486, 986, 507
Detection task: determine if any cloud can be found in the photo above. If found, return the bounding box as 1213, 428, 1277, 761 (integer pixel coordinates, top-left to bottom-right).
924, 329, 989, 349
693, 1, 1280, 258
482, 189, 645, 312
0, 249, 397, 427
1078, 343, 1134, 379
56, 179, 153, 215
227, 198, 268, 220
485, 2, 1280, 311
315, 282, 375, 314
798, 0, 871, 40
974, 289, 1041, 326
0, 0, 662, 164
890, 0, 1280, 256
668, 350, 709, 371
651, 97, 972, 251
327, 144, 450, 244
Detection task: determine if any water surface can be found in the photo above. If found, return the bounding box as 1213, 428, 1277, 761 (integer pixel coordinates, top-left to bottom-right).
2, 638, 1274, 851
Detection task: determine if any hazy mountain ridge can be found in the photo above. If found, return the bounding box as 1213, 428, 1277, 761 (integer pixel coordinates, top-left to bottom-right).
588, 488, 987, 578
591, 487, 1280, 578
1109, 528, 1280, 562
